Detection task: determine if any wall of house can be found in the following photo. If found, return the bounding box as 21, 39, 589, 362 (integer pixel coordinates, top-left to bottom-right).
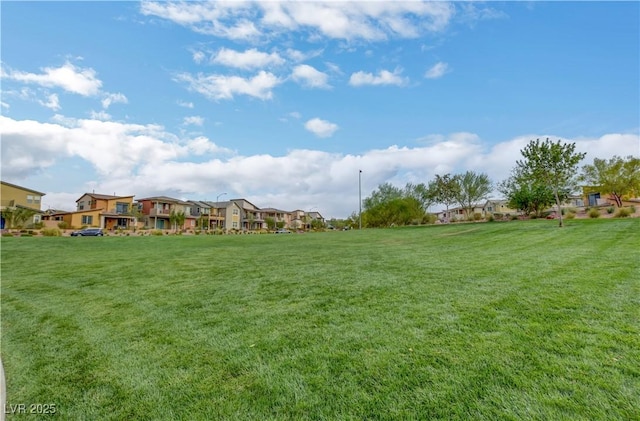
69, 210, 101, 228
0, 183, 43, 210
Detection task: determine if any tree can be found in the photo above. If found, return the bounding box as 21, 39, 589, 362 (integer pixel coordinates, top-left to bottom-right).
264, 216, 276, 230
169, 209, 186, 232
429, 174, 460, 222
0, 207, 37, 229
498, 177, 556, 217
454, 171, 492, 219
516, 138, 586, 227
363, 183, 404, 210
580, 155, 640, 207
404, 182, 436, 214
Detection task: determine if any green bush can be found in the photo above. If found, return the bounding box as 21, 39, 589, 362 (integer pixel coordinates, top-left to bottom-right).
630, 205, 637, 213
588, 209, 601, 219
42, 228, 62, 236
606, 206, 615, 214
511, 215, 519, 221
486, 214, 494, 222
152, 230, 164, 236
2, 233, 14, 237
493, 213, 503, 220
473, 213, 482, 221
615, 208, 631, 218
565, 213, 575, 219
57, 221, 69, 229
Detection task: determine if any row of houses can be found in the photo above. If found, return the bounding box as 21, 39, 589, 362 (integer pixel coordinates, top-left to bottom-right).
0, 181, 324, 231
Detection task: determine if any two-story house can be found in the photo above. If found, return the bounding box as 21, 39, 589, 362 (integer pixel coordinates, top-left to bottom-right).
66, 193, 136, 229
0, 181, 46, 229
137, 196, 197, 230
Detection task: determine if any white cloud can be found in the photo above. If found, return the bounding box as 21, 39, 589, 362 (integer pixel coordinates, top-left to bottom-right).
212, 48, 285, 69
425, 62, 449, 79
89, 110, 111, 121
349, 68, 408, 87
183, 116, 204, 126
1, 101, 9, 109
305, 118, 339, 138
140, 1, 455, 41
2, 61, 102, 96
101, 92, 128, 109
177, 100, 194, 108
291, 65, 330, 89
192, 51, 206, 64
2, 115, 637, 219
38, 94, 60, 111
175, 70, 282, 100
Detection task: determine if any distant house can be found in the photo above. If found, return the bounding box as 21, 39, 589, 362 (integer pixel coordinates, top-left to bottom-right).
0, 181, 46, 229
59, 193, 136, 229
137, 196, 196, 230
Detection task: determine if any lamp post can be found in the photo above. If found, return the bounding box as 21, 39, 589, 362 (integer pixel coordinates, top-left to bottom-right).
215, 193, 227, 230
359, 170, 362, 230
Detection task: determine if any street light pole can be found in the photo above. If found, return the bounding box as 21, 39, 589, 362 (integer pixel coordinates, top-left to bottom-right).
359, 170, 362, 230
215, 193, 227, 230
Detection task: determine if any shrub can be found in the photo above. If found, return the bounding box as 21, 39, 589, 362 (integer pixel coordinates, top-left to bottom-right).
565, 213, 575, 219
615, 208, 631, 218
588, 209, 601, 219
511, 215, 519, 221
33, 222, 44, 229
2, 233, 13, 237
493, 213, 503, 220
152, 230, 164, 236
486, 214, 494, 222
42, 228, 62, 236
606, 206, 615, 214
57, 221, 69, 229
473, 213, 483, 221
631, 205, 637, 213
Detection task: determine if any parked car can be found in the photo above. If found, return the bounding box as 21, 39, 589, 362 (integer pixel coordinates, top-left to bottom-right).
70, 228, 104, 236
274, 229, 291, 234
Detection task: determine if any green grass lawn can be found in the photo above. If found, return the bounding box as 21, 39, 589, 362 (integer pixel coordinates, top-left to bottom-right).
1, 219, 639, 420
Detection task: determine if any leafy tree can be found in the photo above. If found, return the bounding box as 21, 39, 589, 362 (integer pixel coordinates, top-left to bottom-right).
498, 177, 556, 217
363, 183, 404, 210
580, 155, 640, 207
454, 171, 492, 219
0, 207, 37, 229
264, 216, 276, 230
363, 197, 423, 227
516, 138, 586, 227
169, 209, 186, 232
404, 182, 436, 213
429, 174, 460, 221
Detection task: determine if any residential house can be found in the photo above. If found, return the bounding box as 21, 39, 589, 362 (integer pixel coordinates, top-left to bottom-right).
260, 207, 290, 229
65, 193, 136, 229
137, 196, 196, 230
203, 200, 244, 231
0, 181, 46, 229
231, 199, 265, 231
187, 200, 213, 230
482, 199, 521, 217
437, 203, 486, 222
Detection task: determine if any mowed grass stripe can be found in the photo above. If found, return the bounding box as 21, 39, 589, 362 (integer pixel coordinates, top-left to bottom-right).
1, 219, 639, 420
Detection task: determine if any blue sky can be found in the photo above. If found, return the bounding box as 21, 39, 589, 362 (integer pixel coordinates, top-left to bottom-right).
1, 1, 638, 218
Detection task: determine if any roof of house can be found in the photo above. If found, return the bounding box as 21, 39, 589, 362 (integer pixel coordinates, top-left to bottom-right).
137, 196, 190, 204
76, 193, 134, 202
0, 180, 46, 196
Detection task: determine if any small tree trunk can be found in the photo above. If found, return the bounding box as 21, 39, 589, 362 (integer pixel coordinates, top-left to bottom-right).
613, 193, 622, 208
553, 189, 564, 228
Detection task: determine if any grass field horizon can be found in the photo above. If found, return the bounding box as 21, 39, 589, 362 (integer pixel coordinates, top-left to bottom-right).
2, 219, 639, 420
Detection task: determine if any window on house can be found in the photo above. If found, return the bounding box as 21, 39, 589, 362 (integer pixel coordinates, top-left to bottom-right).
78, 202, 85, 210
233, 209, 239, 215
116, 202, 129, 213
27, 195, 34, 203
232, 222, 238, 228
82, 215, 93, 225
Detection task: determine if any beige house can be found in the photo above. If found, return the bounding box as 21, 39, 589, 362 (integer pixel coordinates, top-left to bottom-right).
0, 181, 46, 229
